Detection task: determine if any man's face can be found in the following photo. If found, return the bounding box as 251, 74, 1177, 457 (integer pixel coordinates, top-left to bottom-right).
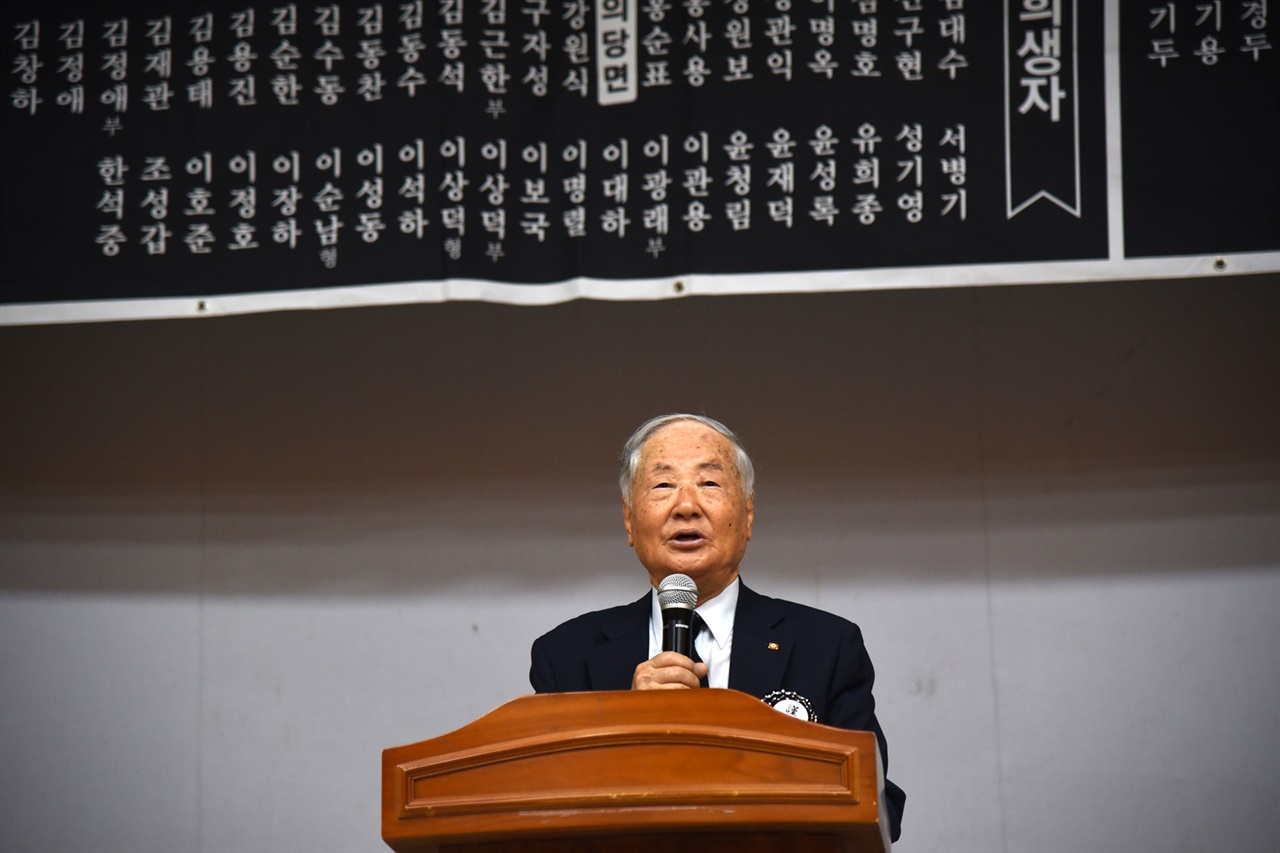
623, 421, 754, 601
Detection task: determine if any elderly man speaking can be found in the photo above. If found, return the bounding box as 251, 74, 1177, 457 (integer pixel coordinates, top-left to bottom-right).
530, 413, 906, 841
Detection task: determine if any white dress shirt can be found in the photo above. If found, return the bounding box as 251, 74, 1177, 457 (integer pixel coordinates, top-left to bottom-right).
648, 577, 739, 689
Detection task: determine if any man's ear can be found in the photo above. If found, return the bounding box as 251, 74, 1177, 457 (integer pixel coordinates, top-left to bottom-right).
745, 493, 755, 541
622, 496, 635, 547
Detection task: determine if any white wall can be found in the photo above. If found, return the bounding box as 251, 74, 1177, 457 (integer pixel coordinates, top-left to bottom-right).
2, 275, 1277, 853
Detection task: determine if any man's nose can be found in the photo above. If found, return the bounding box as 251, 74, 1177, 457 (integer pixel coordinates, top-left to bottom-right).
672, 483, 701, 515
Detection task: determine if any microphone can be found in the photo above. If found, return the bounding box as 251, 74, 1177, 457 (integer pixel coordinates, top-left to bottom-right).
657, 573, 699, 658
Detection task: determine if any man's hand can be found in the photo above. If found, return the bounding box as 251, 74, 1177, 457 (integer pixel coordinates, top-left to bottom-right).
632, 651, 708, 690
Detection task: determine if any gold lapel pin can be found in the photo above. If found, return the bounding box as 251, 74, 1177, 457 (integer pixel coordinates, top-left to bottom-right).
767, 642, 780, 651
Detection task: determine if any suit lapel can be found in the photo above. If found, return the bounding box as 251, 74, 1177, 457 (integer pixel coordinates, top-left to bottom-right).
728, 582, 792, 699
586, 593, 650, 691
579, 584, 795, 695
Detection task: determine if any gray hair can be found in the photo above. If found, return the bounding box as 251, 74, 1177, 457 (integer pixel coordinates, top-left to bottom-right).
619, 413, 755, 505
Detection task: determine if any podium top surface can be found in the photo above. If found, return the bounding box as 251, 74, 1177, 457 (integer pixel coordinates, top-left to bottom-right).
382, 690, 890, 853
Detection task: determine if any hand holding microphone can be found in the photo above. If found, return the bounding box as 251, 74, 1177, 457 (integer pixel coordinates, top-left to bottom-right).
631, 573, 708, 690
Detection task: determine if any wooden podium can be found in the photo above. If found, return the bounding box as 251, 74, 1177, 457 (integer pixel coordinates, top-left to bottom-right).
382, 689, 890, 852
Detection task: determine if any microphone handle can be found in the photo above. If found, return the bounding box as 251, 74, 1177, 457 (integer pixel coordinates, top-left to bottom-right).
661, 609, 693, 658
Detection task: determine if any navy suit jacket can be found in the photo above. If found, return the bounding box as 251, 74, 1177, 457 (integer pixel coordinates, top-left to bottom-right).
529, 581, 905, 841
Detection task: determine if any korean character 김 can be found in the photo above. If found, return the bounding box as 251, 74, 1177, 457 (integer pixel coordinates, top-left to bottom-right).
145, 18, 172, 50
355, 4, 384, 36
270, 4, 297, 36
12, 19, 39, 51
229, 9, 255, 40
60, 19, 86, 51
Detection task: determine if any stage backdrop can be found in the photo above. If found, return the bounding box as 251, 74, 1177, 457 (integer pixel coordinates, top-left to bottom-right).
2, 0, 1277, 324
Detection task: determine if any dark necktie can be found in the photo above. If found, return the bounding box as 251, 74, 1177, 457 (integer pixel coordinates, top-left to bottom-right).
690, 611, 710, 688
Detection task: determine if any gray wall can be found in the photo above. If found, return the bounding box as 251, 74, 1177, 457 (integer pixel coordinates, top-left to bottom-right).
2, 275, 1277, 853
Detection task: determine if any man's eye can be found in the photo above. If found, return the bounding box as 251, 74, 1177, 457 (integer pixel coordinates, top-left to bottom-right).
702, 480, 719, 488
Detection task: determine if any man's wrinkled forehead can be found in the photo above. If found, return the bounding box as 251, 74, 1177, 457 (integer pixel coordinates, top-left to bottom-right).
639, 425, 738, 477
642, 458, 729, 478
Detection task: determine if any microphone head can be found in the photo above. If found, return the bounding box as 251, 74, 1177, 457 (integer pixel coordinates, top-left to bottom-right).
657, 573, 698, 610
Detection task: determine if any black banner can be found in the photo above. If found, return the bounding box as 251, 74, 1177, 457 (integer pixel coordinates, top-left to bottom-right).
1118, 0, 1279, 258
1, 1, 1275, 319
